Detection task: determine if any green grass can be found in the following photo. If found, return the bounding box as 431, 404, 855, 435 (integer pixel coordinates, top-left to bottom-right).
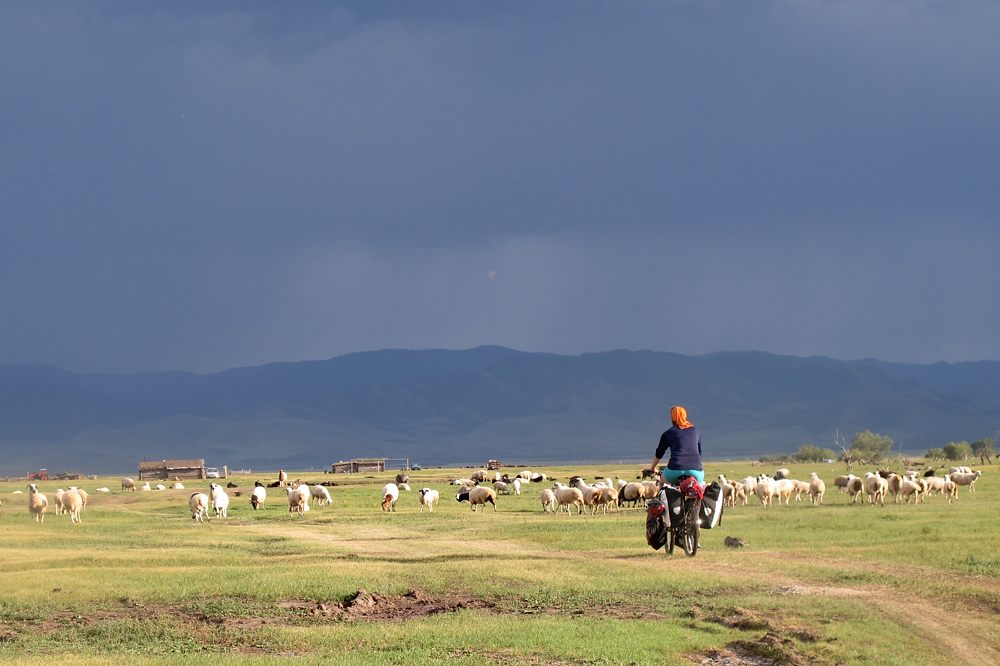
1, 461, 997, 664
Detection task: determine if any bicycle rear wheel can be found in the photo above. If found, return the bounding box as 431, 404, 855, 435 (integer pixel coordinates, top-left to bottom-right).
682, 500, 700, 557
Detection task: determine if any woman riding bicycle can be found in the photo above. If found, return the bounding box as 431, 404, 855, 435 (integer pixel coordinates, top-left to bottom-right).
647, 405, 703, 485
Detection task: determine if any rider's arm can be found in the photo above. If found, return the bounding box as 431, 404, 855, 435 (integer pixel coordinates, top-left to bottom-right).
648, 432, 670, 473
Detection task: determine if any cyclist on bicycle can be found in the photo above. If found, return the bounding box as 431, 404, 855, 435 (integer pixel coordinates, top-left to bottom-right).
646, 405, 703, 486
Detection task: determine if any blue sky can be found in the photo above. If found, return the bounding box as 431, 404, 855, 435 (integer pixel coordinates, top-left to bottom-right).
2, 1, 998, 371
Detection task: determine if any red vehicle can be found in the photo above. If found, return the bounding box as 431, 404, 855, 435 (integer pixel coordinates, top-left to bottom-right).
28, 469, 49, 481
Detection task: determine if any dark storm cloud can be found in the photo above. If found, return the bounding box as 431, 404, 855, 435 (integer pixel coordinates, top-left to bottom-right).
1, 1, 998, 371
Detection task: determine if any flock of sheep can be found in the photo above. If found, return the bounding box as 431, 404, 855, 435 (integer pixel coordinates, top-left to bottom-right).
717, 466, 983, 508
11, 464, 985, 525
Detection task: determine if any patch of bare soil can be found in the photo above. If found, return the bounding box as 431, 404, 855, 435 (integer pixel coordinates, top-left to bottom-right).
690, 607, 825, 666
279, 588, 490, 622
772, 584, 868, 598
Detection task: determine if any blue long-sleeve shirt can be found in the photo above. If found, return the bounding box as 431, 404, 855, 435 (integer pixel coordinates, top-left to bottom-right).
655, 425, 702, 471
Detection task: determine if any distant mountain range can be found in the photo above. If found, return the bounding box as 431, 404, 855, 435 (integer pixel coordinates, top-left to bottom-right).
2, 346, 999, 473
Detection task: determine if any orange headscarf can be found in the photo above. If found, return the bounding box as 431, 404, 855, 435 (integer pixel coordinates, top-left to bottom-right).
670, 405, 694, 429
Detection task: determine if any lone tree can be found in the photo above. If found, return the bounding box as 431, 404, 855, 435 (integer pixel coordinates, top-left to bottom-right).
943, 441, 973, 461
794, 444, 836, 463
849, 430, 894, 464
970, 437, 994, 464
925, 447, 945, 461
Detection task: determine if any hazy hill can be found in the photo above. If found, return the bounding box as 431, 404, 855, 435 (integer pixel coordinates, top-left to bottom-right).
1, 347, 999, 473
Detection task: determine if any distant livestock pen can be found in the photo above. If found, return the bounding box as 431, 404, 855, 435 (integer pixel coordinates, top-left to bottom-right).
330, 458, 409, 473
138, 459, 206, 480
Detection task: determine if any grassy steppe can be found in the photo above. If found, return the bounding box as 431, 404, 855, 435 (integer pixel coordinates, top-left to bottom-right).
1, 462, 998, 665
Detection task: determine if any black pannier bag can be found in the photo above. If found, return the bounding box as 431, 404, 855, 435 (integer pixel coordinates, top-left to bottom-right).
645, 499, 669, 550
661, 485, 683, 525
699, 481, 725, 529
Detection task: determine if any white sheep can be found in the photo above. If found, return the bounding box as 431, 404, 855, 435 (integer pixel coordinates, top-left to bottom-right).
287, 486, 309, 515
493, 481, 510, 495
949, 470, 982, 492
69, 486, 88, 511
774, 468, 791, 480
592, 486, 619, 514
949, 466, 973, 475
172, 482, 185, 490
381, 483, 399, 512
450, 478, 476, 488
531, 473, 548, 483
942, 476, 959, 503
418, 488, 439, 512
572, 478, 602, 514
516, 470, 533, 480
63, 488, 84, 524
755, 475, 777, 507
846, 475, 864, 504
512, 478, 523, 495
864, 472, 888, 507
553, 486, 585, 514
540, 488, 557, 513
774, 479, 795, 506
898, 477, 923, 504
456, 486, 498, 511
189, 492, 210, 523
619, 482, 645, 507
398, 483, 411, 492
470, 470, 489, 483
808, 473, 825, 505
250, 482, 267, 510
95, 487, 111, 493
53, 488, 66, 515
140, 481, 151, 491
121, 477, 136, 493
155, 484, 166, 491
310, 485, 333, 506
27, 484, 48, 523
791, 480, 810, 502
209, 483, 229, 518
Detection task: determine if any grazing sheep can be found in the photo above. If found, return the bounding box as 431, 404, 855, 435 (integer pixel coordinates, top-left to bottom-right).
619, 482, 645, 508
512, 478, 523, 495
470, 470, 489, 483
71, 487, 89, 511
398, 483, 411, 492
791, 480, 811, 502
593, 486, 619, 514
121, 478, 136, 493
27, 484, 48, 523
418, 488, 439, 512
641, 481, 659, 500
923, 476, 946, 496
834, 475, 851, 493
739, 476, 757, 499
516, 470, 533, 480
395, 473, 410, 485
942, 476, 959, 503
774, 479, 795, 506
755, 475, 778, 507
887, 474, 903, 503
864, 472, 888, 507
155, 484, 166, 491
381, 483, 399, 512
209, 483, 229, 518
949, 470, 982, 492
540, 488, 557, 513
278, 469, 289, 486
450, 478, 476, 488
53, 488, 66, 515
250, 482, 267, 510
287, 486, 309, 515
456, 486, 498, 512
531, 473, 548, 483
140, 482, 151, 491
846, 475, 865, 504
553, 486, 585, 514
189, 492, 210, 523
62, 488, 84, 524
898, 477, 924, 504
572, 479, 602, 514
774, 468, 791, 480
808, 473, 826, 505
95, 487, 111, 493
310, 485, 333, 506
949, 466, 973, 475
493, 481, 510, 495
172, 482, 185, 490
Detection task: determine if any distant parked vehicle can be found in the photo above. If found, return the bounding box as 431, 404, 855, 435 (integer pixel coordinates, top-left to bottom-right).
28, 469, 49, 481
411, 464, 423, 471
205, 467, 221, 479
